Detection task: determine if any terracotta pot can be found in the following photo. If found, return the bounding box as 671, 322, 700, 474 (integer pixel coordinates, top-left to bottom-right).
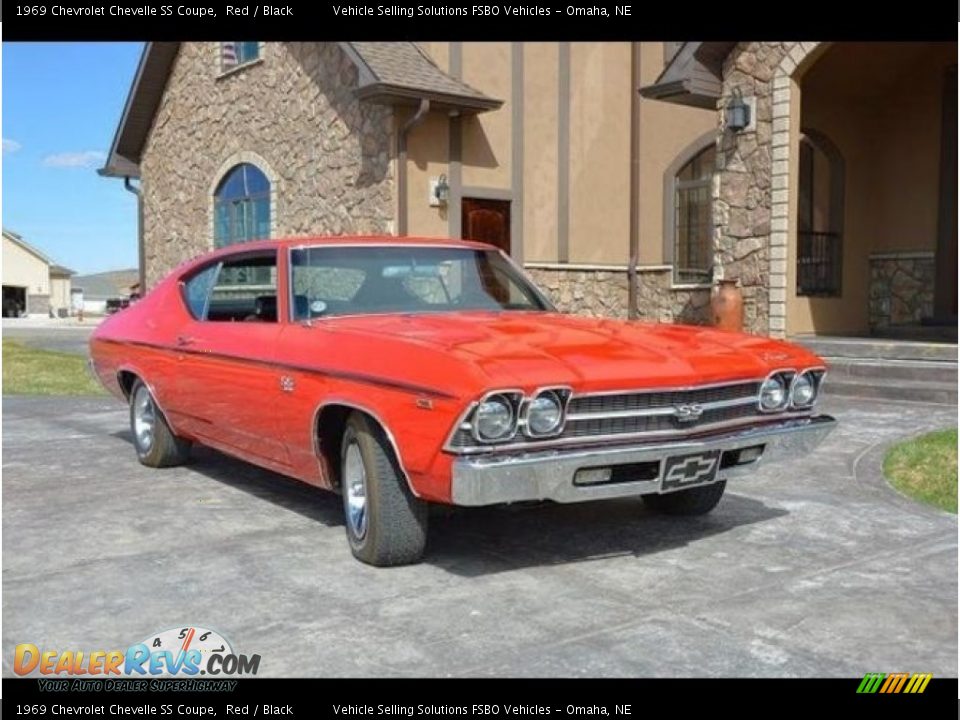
711, 279, 743, 332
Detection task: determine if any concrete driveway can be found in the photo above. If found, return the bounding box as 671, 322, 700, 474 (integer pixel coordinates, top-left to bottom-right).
2, 394, 956, 677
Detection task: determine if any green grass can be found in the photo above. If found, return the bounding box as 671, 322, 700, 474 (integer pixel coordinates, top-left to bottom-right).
2, 340, 106, 396
883, 428, 958, 513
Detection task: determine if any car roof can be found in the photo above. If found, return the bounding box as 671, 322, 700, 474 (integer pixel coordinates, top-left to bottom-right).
209, 235, 495, 257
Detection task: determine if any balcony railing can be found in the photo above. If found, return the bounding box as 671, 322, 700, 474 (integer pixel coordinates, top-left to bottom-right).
797, 231, 842, 297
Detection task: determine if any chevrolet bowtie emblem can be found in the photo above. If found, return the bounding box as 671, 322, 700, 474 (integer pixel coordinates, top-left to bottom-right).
673, 403, 704, 422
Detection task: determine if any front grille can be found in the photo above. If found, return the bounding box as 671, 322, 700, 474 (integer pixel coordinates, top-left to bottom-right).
448, 380, 766, 451
567, 382, 759, 415
563, 401, 759, 437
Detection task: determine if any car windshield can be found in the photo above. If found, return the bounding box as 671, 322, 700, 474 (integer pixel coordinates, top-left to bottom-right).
289, 246, 551, 320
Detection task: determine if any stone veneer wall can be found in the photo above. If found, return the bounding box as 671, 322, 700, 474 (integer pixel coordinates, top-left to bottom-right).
140, 42, 394, 288
868, 252, 935, 329
715, 42, 823, 337
25, 294, 50, 317
525, 267, 711, 324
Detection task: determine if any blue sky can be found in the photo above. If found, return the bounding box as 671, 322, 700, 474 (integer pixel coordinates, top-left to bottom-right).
3, 42, 143, 275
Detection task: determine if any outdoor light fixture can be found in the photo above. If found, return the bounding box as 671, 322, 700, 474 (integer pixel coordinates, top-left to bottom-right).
434, 174, 450, 205
725, 90, 751, 132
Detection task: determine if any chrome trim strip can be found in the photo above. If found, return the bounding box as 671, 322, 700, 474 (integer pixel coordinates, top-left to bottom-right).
565, 394, 757, 422
311, 399, 421, 498
566, 377, 761, 398
450, 415, 837, 506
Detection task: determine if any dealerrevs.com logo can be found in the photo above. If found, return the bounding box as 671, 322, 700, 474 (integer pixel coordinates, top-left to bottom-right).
14, 626, 260, 677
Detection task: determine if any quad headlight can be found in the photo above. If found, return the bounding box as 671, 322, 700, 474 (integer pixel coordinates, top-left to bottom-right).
526, 390, 565, 437
759, 375, 789, 411
790, 370, 823, 408
473, 394, 517, 441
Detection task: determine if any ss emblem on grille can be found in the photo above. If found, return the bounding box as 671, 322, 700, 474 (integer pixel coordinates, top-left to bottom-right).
673, 403, 704, 422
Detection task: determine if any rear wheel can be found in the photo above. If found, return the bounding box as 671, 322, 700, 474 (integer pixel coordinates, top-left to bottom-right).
129, 379, 191, 468
341, 412, 428, 566
643, 480, 726, 516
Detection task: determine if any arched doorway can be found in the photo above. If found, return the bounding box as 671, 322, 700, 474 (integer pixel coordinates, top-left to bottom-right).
786, 42, 957, 336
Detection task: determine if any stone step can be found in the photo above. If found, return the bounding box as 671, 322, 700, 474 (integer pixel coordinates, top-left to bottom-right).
822, 376, 958, 405
793, 336, 958, 363
825, 358, 958, 385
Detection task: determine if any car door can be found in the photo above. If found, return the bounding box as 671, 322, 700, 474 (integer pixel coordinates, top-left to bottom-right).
174, 249, 291, 469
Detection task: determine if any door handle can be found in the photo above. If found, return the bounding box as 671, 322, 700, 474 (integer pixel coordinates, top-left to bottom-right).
176, 335, 197, 347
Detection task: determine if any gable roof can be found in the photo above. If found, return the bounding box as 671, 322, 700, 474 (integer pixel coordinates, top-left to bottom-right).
100, 42, 501, 179
2, 228, 75, 275
72, 269, 139, 299
640, 42, 737, 109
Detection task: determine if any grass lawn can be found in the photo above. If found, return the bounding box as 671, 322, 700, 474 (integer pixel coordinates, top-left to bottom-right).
883, 428, 958, 513
2, 340, 106, 396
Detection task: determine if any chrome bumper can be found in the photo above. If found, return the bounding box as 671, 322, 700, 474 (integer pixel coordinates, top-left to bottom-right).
450, 415, 836, 506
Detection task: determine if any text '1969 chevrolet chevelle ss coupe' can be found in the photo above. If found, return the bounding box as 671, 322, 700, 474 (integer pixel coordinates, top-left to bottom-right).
90, 237, 836, 566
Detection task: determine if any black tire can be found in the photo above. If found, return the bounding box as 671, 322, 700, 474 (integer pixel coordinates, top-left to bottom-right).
129, 379, 191, 468
340, 412, 428, 566
643, 480, 726, 516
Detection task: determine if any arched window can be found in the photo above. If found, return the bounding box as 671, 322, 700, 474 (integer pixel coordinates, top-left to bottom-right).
213, 163, 271, 248
673, 144, 715, 284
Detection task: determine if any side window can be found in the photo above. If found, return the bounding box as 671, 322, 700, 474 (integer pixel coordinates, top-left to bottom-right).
290, 247, 366, 320
206, 252, 278, 323
182, 264, 219, 320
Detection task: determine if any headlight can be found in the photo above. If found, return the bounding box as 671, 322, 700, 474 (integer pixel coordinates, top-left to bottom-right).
526, 391, 564, 436
791, 373, 816, 407
759, 375, 788, 411
473, 395, 516, 441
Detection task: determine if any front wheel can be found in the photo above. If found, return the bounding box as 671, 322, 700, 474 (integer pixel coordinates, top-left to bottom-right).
642, 480, 726, 516
340, 412, 428, 567
129, 379, 191, 468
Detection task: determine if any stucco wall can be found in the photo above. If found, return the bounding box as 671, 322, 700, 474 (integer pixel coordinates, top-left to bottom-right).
140, 42, 394, 288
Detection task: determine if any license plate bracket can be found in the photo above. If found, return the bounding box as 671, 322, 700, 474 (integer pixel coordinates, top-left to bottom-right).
661, 450, 721, 491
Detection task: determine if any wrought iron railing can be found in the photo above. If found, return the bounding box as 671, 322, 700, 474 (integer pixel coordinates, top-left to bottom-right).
797, 231, 842, 297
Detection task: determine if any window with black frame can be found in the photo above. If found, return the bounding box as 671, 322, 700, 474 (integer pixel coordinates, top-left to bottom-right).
674, 144, 715, 284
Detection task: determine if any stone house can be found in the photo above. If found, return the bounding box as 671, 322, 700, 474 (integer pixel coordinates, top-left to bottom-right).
101, 41, 957, 337
2, 229, 74, 318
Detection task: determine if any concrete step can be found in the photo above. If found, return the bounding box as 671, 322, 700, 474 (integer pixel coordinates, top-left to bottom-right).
822, 376, 958, 405
825, 358, 958, 385
793, 336, 958, 363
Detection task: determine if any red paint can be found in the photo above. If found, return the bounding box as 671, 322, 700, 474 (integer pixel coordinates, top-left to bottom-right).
90, 236, 827, 504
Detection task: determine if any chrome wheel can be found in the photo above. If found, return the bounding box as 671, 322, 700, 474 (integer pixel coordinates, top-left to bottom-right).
344, 441, 368, 540
132, 384, 156, 452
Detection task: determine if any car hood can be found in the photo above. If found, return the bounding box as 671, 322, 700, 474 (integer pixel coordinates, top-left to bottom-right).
322, 312, 821, 393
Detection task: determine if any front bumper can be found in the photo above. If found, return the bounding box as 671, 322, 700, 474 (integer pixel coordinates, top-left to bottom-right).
450, 415, 836, 506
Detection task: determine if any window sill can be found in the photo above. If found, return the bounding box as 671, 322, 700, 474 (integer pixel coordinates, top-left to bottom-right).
670, 283, 713, 291
217, 57, 263, 80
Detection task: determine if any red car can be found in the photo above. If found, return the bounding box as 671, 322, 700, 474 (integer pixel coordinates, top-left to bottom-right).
89, 237, 836, 566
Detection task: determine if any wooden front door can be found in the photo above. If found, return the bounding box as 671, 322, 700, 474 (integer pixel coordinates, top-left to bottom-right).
462, 198, 510, 254
934, 66, 958, 322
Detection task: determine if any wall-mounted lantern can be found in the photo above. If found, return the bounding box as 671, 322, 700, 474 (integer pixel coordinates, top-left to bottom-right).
430, 174, 450, 207
725, 90, 752, 132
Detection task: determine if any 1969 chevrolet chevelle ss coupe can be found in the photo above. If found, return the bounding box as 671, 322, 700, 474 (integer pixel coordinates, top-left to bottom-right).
90, 237, 836, 566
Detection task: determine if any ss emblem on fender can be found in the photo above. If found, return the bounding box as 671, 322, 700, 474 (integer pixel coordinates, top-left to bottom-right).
279, 375, 295, 393
673, 403, 704, 422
